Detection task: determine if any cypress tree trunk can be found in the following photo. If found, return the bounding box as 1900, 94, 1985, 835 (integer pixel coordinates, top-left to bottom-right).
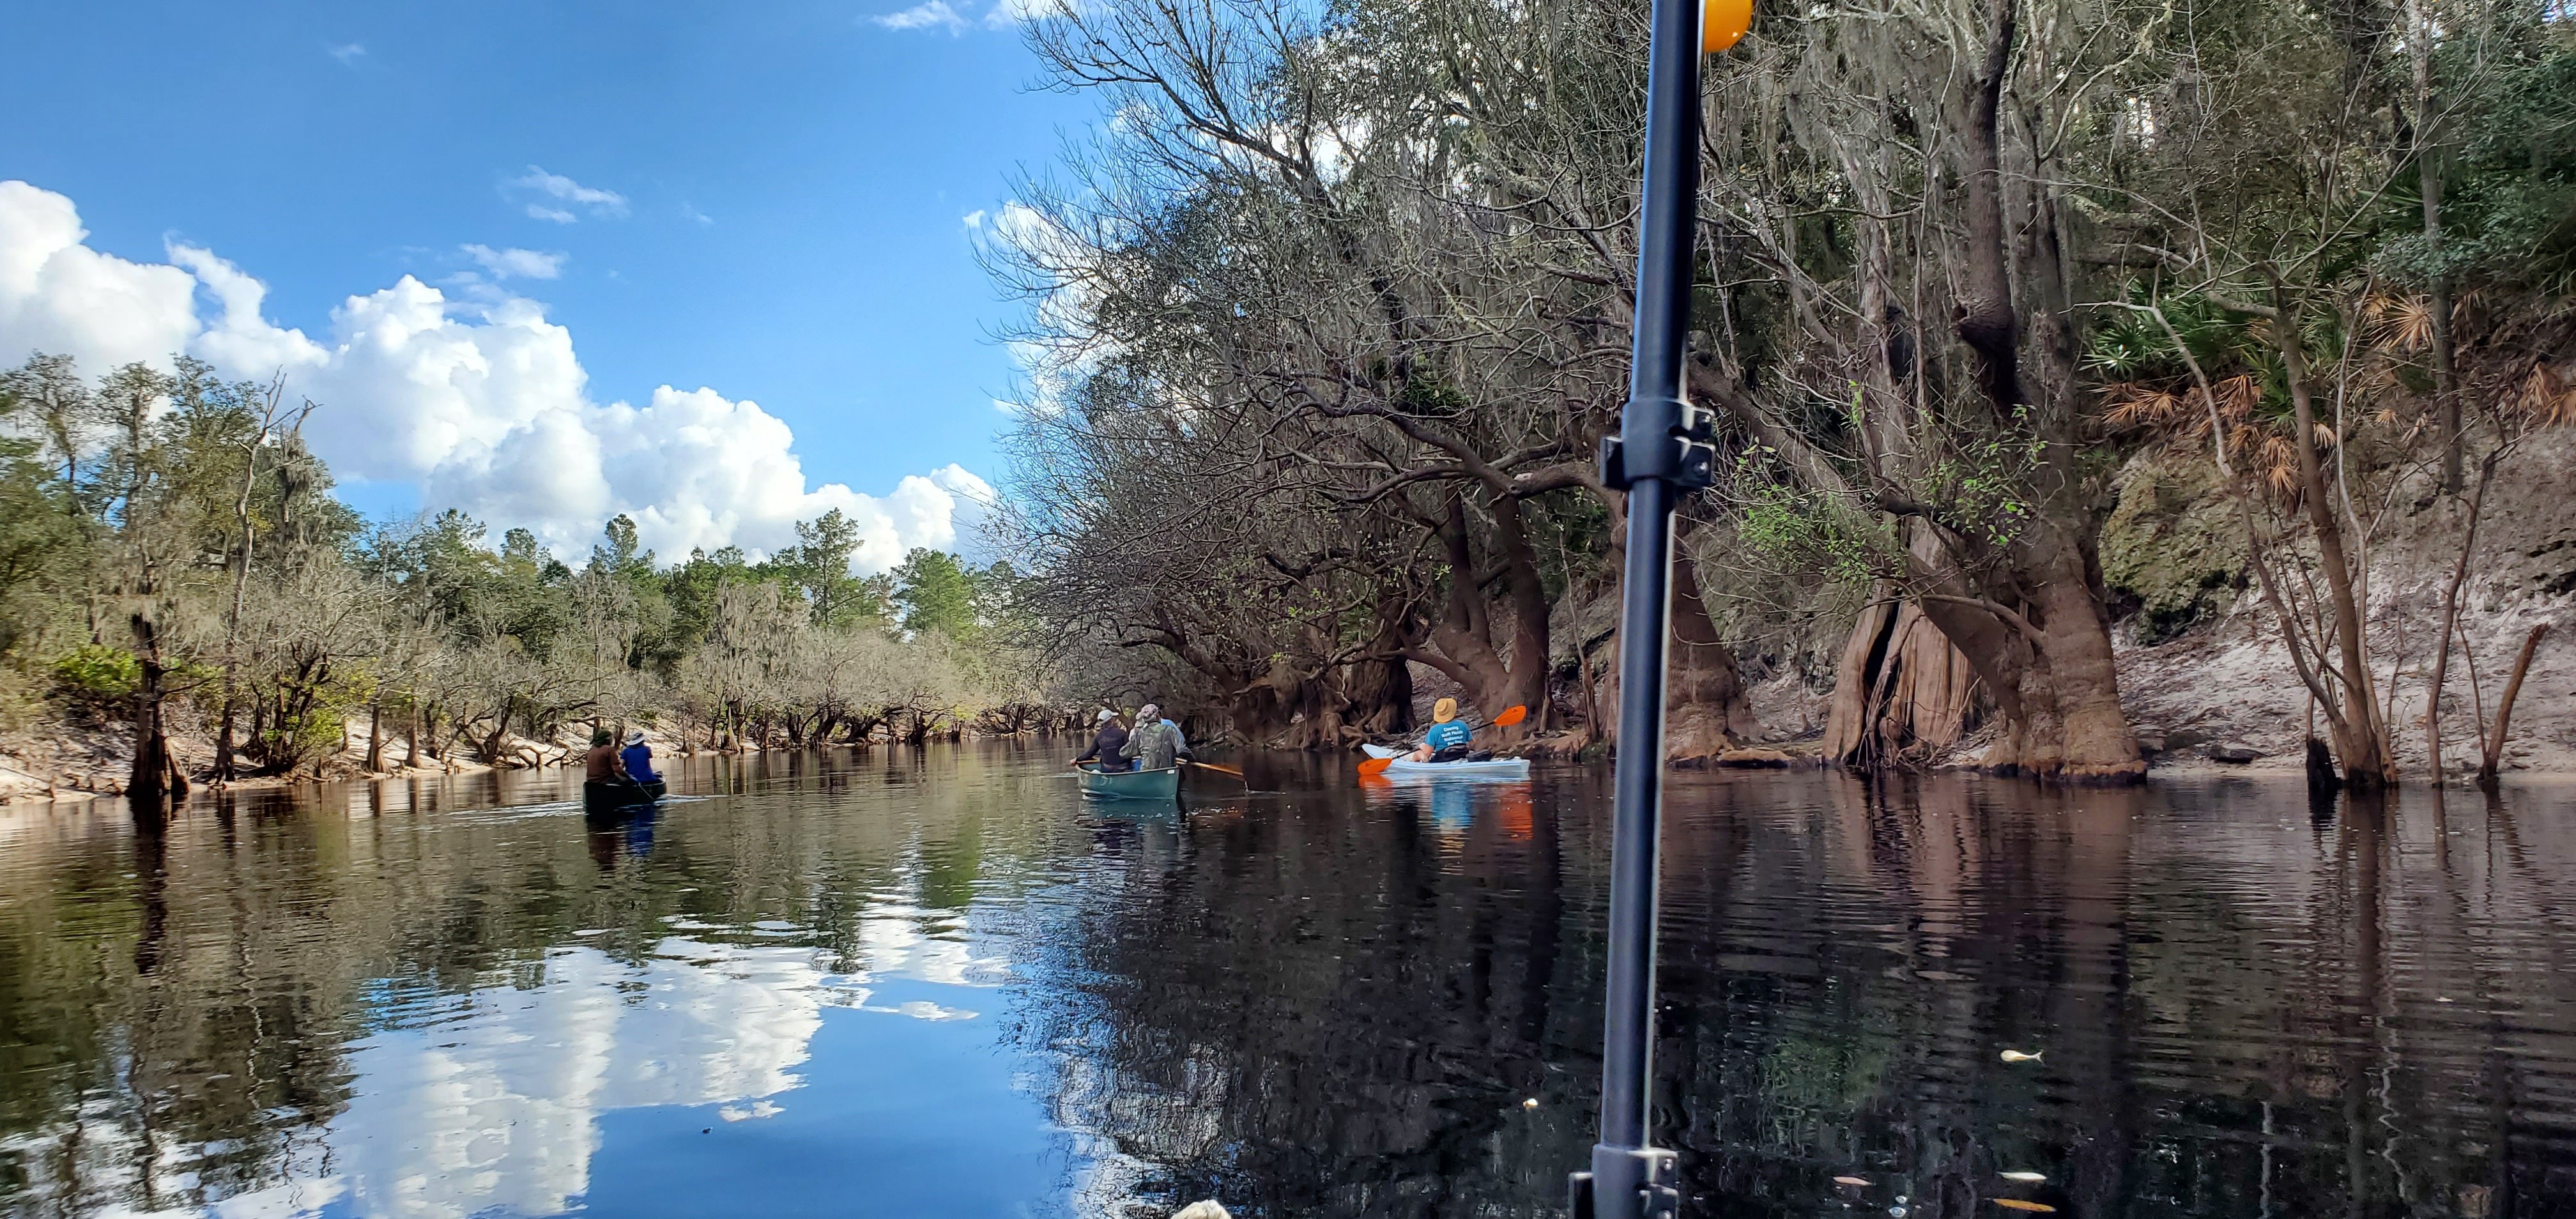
213, 694, 238, 784
126, 613, 172, 829
1592, 553, 1757, 763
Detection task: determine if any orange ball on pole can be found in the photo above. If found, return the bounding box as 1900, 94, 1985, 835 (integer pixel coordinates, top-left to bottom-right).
1703, 0, 1754, 52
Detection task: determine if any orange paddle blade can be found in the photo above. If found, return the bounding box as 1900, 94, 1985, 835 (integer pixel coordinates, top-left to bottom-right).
1492, 705, 1528, 727
1357, 756, 1394, 776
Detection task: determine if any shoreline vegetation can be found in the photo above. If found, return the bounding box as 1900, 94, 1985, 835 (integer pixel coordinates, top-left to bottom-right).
0, 352, 1055, 813
979, 0, 2575, 792
5, 2, 2574, 812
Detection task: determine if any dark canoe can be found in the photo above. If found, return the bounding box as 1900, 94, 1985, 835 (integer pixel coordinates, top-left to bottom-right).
583, 779, 666, 815
1077, 765, 1181, 802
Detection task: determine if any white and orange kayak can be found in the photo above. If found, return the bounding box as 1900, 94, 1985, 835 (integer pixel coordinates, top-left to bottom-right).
1359, 744, 1531, 779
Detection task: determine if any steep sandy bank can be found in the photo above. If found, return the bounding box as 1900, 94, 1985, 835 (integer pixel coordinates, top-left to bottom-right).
2110, 429, 2576, 779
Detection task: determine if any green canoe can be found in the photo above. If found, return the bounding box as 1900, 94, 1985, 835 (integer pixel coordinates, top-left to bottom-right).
1077, 764, 1181, 801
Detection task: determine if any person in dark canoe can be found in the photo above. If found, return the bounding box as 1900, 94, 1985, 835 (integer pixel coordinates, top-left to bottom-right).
583, 729, 632, 787
1121, 703, 1190, 771
1074, 709, 1131, 772
620, 729, 660, 785
1409, 697, 1475, 762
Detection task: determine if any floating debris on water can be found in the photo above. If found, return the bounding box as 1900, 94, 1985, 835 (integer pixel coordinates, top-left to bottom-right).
1994, 1202, 2057, 1213
2000, 1172, 2047, 1183
1999, 1050, 2044, 1063
1834, 1176, 1871, 1186
1522, 1098, 1539, 1109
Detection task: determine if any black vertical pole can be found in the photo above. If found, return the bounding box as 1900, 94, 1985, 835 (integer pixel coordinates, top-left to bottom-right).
1572, 0, 1707, 1215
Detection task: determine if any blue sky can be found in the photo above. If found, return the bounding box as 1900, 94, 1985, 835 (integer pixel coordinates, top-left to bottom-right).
1, 0, 1082, 565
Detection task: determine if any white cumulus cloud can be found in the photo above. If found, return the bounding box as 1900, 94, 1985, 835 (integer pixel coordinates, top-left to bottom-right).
981, 199, 1096, 420
462, 243, 565, 280
506, 167, 628, 224
985, 0, 1068, 25
871, 0, 1060, 31
872, 1, 972, 32
0, 181, 199, 375
0, 180, 984, 574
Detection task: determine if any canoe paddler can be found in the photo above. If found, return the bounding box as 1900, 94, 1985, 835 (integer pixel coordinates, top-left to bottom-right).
1410, 697, 1474, 762
1074, 709, 1132, 772
620, 728, 660, 785
1121, 702, 1190, 771
585, 729, 629, 781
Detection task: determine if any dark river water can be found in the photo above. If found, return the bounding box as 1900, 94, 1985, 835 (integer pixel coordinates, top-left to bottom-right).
4, 743, 2575, 1218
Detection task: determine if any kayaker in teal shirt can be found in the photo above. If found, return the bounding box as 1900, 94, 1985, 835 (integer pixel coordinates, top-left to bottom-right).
1411, 698, 1473, 761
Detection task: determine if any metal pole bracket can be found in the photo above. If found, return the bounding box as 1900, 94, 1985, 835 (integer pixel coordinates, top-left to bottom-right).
1597, 404, 1715, 492
1568, 1146, 1680, 1219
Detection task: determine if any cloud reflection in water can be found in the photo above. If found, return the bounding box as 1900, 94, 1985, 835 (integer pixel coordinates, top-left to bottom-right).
126, 923, 1015, 1219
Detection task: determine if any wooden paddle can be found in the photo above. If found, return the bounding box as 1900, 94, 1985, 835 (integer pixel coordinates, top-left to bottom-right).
1181, 758, 1291, 795
1357, 705, 1527, 776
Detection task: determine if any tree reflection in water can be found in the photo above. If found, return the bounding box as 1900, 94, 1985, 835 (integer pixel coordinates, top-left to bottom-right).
1018, 769, 2576, 1218
2, 747, 2575, 1218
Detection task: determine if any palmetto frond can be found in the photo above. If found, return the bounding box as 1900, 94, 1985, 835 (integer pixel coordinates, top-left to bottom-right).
2518, 364, 2576, 426
2261, 436, 2301, 498
2370, 293, 2437, 354
2098, 384, 2190, 431
2214, 375, 2262, 424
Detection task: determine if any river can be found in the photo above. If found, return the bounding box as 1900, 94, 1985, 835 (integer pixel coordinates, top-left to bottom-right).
2, 742, 2572, 1217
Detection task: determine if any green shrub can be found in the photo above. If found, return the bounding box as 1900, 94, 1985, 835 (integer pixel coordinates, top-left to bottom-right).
50, 644, 139, 707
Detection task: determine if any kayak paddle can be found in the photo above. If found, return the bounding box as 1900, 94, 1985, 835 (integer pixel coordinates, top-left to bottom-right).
1356, 705, 1528, 776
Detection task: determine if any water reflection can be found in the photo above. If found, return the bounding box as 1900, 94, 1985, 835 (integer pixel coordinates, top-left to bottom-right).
1015, 769, 2576, 1216
1356, 773, 1531, 837
3, 749, 2575, 1217
0, 751, 1062, 1219
585, 806, 659, 872
272, 937, 824, 1219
